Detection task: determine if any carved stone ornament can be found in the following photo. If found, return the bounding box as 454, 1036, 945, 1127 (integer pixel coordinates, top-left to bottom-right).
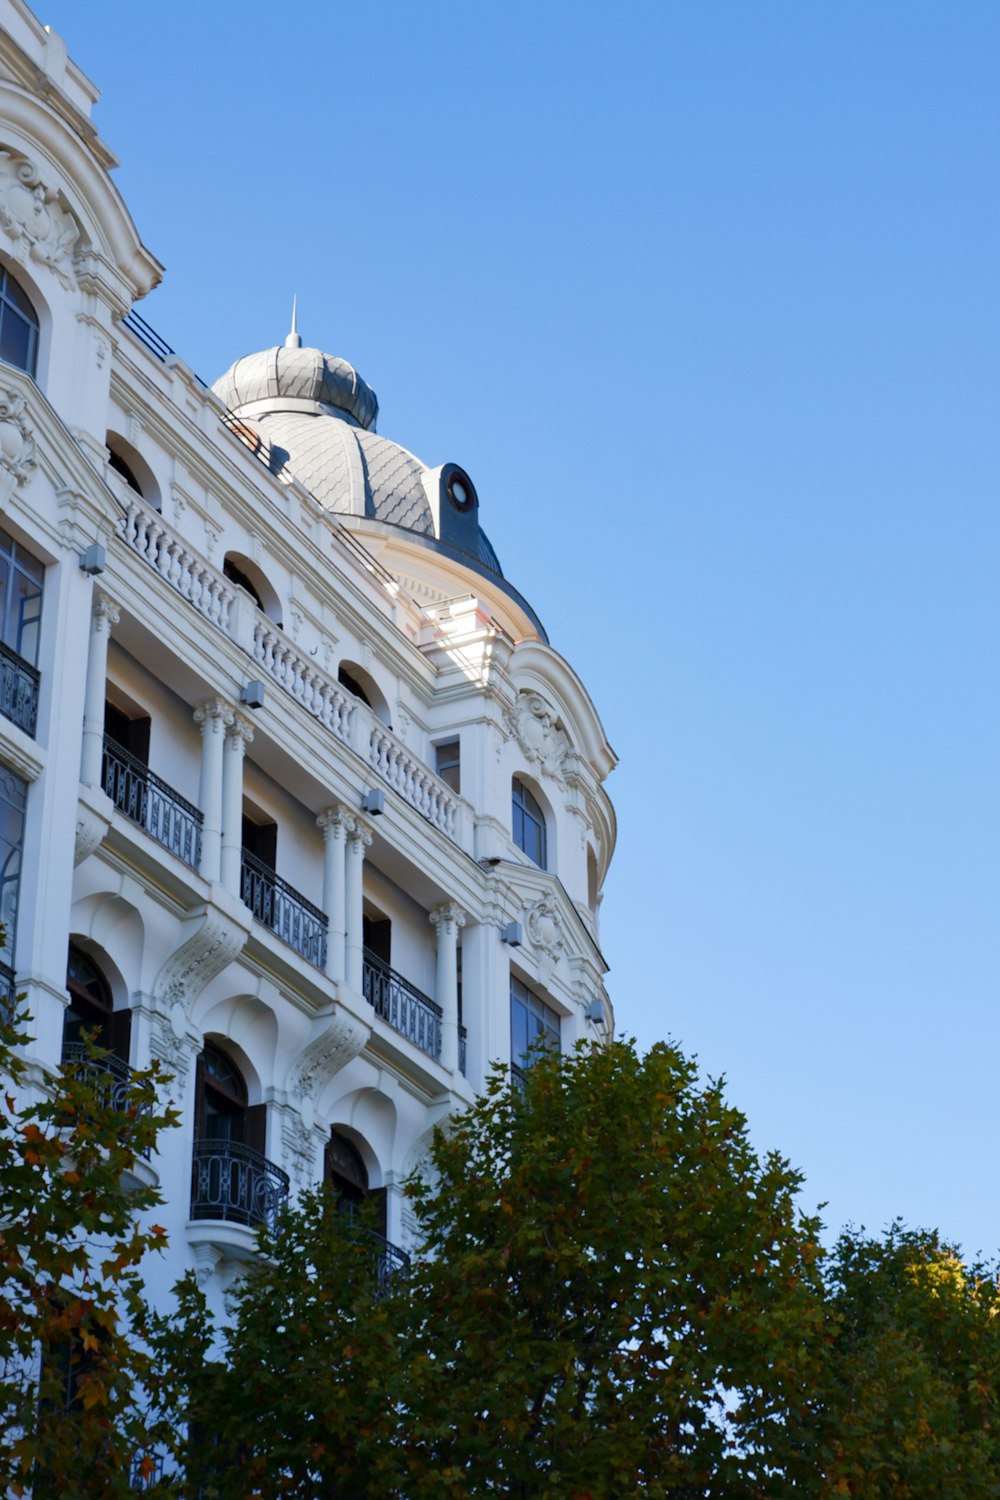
524, 895, 566, 983
148, 1000, 200, 1086
0, 387, 36, 493
507, 692, 570, 781
74, 784, 113, 867
279, 1104, 324, 1188
0, 150, 81, 289
289, 1007, 371, 1103
153, 902, 250, 1013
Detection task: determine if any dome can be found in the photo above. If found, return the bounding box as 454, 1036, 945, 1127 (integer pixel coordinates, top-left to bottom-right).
212, 341, 379, 431
210, 323, 509, 585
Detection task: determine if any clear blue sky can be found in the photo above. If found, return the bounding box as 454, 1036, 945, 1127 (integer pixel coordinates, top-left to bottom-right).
43, 2, 999, 1255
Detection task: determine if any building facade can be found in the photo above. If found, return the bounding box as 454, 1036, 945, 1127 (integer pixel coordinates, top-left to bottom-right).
0, 0, 616, 1311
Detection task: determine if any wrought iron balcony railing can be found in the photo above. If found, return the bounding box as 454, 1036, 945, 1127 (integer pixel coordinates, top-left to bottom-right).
190, 1137, 289, 1234
459, 1023, 467, 1077
240, 848, 327, 968
358, 1226, 411, 1289
102, 736, 203, 870
0, 959, 17, 1023
362, 949, 442, 1060
60, 1043, 152, 1157
0, 637, 39, 737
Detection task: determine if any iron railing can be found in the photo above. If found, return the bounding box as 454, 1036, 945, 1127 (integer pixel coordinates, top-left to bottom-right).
359, 1226, 410, 1289
190, 1138, 289, 1233
459, 1024, 467, 1077
0, 638, 39, 737
102, 736, 203, 869
60, 1043, 152, 1156
362, 949, 441, 1060
0, 959, 17, 1023
240, 848, 327, 968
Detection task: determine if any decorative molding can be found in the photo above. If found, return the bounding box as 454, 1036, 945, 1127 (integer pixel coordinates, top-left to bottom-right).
506, 691, 571, 782
153, 901, 250, 1014
93, 594, 120, 632
74, 783, 113, 866
0, 149, 81, 289
0, 386, 36, 501
289, 1007, 370, 1102
149, 1000, 200, 1086
194, 696, 234, 738
524, 895, 566, 983
317, 804, 354, 839
278, 1102, 324, 1189
429, 902, 466, 938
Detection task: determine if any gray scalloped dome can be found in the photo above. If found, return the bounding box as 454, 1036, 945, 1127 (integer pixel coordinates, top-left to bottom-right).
212, 344, 379, 431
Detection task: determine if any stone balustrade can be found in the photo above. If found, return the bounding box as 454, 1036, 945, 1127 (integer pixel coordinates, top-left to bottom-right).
121, 498, 233, 629
118, 498, 465, 844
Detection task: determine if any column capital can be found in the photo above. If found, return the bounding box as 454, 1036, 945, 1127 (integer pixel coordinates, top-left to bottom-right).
194, 697, 235, 736
347, 819, 373, 851
317, 804, 355, 838
93, 593, 120, 630
225, 712, 255, 749
430, 902, 466, 936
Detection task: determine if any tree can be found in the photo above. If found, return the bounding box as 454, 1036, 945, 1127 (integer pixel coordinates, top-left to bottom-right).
799, 1222, 1000, 1498
0, 1001, 178, 1498
157, 1039, 827, 1498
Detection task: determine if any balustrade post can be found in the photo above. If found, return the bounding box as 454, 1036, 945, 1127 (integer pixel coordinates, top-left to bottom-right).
80, 595, 119, 787
220, 714, 253, 896
317, 806, 351, 983
194, 698, 234, 883
430, 902, 466, 1072
344, 818, 372, 992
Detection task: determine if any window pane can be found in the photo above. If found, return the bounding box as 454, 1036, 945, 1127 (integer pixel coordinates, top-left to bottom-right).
0, 308, 32, 372
13, 573, 41, 663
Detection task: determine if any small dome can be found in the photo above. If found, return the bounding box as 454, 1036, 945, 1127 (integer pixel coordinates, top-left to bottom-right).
212, 344, 379, 431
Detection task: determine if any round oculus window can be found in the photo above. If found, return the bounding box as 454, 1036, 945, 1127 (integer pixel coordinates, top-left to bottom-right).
445, 466, 476, 513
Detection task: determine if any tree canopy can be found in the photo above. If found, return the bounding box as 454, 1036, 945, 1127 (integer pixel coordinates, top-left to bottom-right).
4, 1002, 999, 1498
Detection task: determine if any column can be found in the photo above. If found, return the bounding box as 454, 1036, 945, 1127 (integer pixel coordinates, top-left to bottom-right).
220, 714, 253, 896
344, 819, 371, 993
80, 594, 119, 787
317, 806, 351, 982
194, 698, 233, 883
430, 902, 466, 1073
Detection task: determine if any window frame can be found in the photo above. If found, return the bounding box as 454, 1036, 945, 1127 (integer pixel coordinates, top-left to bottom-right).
510, 975, 560, 1082
512, 776, 547, 869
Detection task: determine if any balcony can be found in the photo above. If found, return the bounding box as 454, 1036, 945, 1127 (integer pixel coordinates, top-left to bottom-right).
0, 638, 38, 737
240, 848, 327, 968
363, 949, 442, 1060
60, 1043, 152, 1160
359, 1226, 410, 1289
102, 736, 203, 870
190, 1138, 289, 1234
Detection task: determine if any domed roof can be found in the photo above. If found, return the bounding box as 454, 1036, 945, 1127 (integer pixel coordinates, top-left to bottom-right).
213, 329, 379, 431
210, 321, 506, 581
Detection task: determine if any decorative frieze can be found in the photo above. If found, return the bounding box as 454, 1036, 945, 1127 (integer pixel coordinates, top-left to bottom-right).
507, 691, 570, 782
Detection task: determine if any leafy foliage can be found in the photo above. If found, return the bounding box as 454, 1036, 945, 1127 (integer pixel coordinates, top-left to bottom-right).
0, 1002, 177, 1498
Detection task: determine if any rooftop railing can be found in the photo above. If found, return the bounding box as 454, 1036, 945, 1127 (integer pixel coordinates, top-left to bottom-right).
362, 949, 441, 1061
190, 1138, 289, 1234
0, 638, 39, 737
102, 735, 203, 870
240, 847, 327, 969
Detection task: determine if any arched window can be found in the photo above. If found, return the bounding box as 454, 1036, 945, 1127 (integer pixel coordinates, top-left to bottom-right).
63, 945, 130, 1065
223, 553, 281, 625
337, 661, 390, 725
324, 1128, 386, 1236
197, 1043, 248, 1144
0, 266, 38, 377
512, 776, 547, 869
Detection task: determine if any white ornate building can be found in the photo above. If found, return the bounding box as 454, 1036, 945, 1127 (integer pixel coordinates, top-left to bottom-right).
0, 0, 616, 1307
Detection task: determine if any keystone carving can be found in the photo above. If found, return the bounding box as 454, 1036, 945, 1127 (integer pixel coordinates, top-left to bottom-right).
524, 895, 566, 983
507, 692, 570, 781
0, 150, 81, 289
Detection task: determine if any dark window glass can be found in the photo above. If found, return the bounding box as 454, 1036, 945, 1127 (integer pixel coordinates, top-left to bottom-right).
510, 976, 560, 1079
201, 1044, 247, 1144
0, 526, 43, 666
0, 768, 26, 942
338, 665, 371, 708
512, 777, 547, 869
435, 740, 460, 794
242, 812, 277, 870
223, 556, 264, 611
0, 266, 38, 377
108, 448, 143, 496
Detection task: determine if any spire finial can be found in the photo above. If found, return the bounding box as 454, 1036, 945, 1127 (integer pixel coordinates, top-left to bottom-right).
285, 294, 302, 349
